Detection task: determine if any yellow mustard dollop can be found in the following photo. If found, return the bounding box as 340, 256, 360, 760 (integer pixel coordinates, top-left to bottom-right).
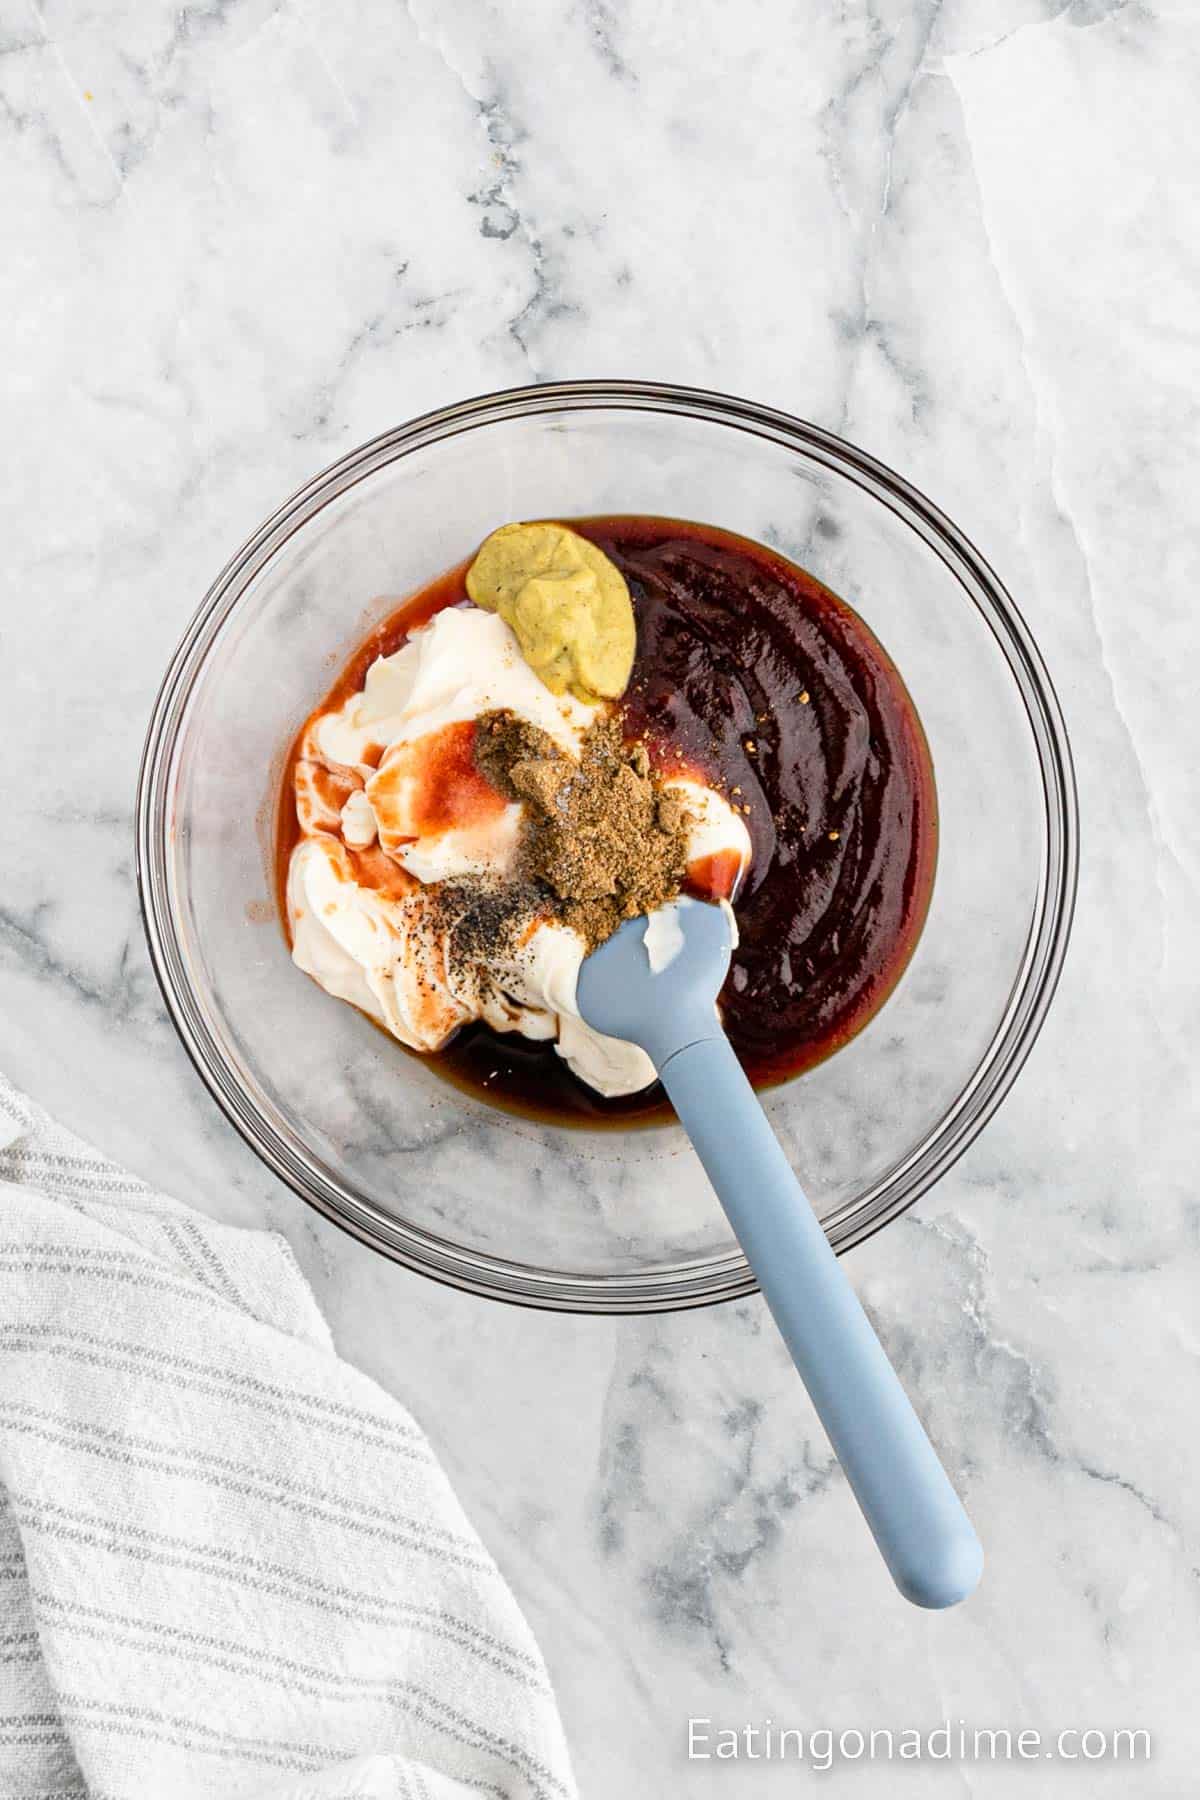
465, 521, 636, 704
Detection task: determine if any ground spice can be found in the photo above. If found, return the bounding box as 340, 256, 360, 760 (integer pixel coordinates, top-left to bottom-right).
432, 875, 547, 966
475, 710, 694, 948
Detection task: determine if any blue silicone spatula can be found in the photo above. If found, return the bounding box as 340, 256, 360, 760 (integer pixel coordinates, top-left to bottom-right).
577, 896, 983, 1609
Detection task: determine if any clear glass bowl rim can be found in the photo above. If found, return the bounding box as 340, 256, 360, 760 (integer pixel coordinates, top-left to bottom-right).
136, 379, 1079, 1314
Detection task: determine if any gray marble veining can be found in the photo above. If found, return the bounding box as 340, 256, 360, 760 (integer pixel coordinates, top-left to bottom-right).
2, 1, 1197, 1793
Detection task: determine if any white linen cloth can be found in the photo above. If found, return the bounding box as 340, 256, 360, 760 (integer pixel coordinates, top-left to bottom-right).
0, 1073, 577, 1800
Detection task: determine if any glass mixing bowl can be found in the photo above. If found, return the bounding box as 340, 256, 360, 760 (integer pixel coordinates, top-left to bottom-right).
137, 382, 1077, 1312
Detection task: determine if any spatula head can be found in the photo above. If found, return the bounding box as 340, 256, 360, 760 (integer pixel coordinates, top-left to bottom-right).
575, 897, 733, 1069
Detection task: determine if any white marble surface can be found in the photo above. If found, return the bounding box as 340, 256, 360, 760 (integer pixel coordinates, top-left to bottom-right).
3, 0, 1199, 1792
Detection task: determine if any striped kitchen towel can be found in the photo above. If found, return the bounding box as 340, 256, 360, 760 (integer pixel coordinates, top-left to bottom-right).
0, 1073, 577, 1800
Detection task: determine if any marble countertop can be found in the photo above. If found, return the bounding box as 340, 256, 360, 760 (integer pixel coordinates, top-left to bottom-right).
3, 0, 1198, 1792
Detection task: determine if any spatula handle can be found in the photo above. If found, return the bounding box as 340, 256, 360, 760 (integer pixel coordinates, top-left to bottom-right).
659, 1033, 983, 1609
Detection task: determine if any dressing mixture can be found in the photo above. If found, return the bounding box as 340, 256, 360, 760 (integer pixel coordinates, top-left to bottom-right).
276, 516, 936, 1125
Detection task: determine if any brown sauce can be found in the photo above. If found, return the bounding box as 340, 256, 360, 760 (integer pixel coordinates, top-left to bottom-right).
276, 516, 937, 1127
